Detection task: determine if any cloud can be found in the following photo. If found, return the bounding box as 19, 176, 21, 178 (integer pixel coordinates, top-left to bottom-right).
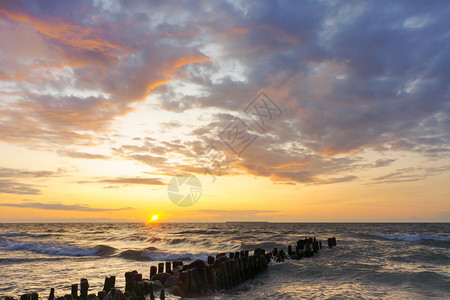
0, 167, 57, 178
57, 150, 110, 159
0, 180, 41, 195
0, 201, 134, 212
77, 177, 166, 186
0, 0, 448, 188
373, 159, 396, 168
369, 165, 450, 185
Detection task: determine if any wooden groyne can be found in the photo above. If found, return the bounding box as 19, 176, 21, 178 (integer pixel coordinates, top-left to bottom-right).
5, 236, 337, 300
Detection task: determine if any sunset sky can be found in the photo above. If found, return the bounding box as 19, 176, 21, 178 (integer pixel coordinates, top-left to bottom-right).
0, 0, 449, 222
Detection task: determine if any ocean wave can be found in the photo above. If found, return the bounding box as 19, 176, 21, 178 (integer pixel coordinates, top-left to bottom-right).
117, 249, 210, 261
371, 233, 450, 242
176, 230, 223, 235
147, 237, 163, 243
0, 232, 53, 238
0, 238, 116, 256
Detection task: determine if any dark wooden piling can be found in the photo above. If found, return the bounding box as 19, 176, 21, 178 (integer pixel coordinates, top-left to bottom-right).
165, 261, 172, 274
207, 255, 214, 265
150, 266, 157, 279
63, 294, 72, 300
158, 263, 164, 274
103, 276, 115, 293
97, 290, 106, 300
48, 288, 55, 300
71, 284, 78, 300
79, 279, 88, 300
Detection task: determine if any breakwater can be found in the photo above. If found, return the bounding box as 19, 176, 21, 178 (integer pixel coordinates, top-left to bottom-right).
5, 236, 337, 299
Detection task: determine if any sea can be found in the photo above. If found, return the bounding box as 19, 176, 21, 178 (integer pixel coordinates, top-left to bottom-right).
0, 223, 449, 299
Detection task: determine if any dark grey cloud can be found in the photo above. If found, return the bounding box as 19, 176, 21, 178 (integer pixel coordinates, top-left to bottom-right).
0, 201, 134, 211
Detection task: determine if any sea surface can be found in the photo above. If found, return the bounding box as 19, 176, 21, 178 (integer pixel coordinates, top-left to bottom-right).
0, 223, 449, 299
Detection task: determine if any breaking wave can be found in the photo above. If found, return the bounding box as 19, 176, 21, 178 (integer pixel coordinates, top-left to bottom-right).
0, 238, 116, 256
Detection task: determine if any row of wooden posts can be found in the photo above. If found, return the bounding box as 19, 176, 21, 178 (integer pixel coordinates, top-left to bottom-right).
8, 236, 337, 300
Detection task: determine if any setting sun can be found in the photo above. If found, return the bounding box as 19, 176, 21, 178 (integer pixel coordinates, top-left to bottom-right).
151, 215, 159, 221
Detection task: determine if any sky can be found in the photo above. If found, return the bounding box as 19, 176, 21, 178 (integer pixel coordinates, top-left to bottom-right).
0, 0, 449, 223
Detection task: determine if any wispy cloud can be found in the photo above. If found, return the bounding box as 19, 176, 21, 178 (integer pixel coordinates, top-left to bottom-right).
369, 166, 450, 185
0, 180, 41, 195
0, 167, 59, 178
77, 177, 166, 186
0, 202, 134, 212
57, 150, 110, 160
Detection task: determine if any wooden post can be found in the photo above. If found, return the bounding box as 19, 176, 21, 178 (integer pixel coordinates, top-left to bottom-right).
103, 276, 115, 293
149, 283, 155, 300
71, 284, 78, 300
150, 266, 157, 279
158, 263, 164, 274
207, 256, 214, 265
97, 291, 106, 300
80, 279, 88, 300
328, 237, 333, 248
48, 288, 55, 300
180, 271, 189, 296
165, 261, 172, 274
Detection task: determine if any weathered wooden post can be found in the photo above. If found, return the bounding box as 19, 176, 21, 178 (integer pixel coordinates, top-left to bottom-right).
332, 237, 337, 246
103, 276, 115, 293
158, 263, 164, 274
48, 288, 55, 300
125, 271, 139, 292
97, 290, 106, 300
207, 255, 214, 265
206, 265, 216, 292
64, 294, 72, 300
165, 261, 172, 274
71, 284, 78, 300
180, 270, 189, 296
328, 237, 333, 248
150, 266, 157, 279
80, 279, 88, 300
313, 241, 319, 253
148, 283, 155, 300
